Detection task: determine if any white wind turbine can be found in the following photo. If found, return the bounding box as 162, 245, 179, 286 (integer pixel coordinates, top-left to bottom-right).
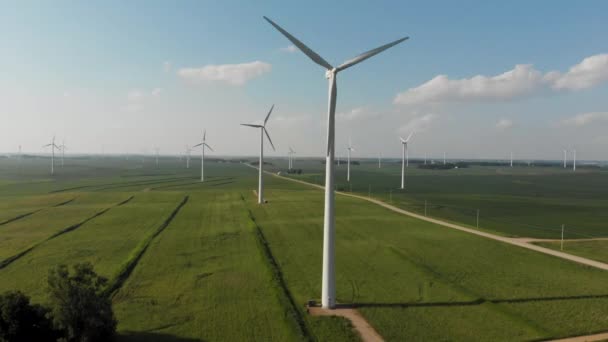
43, 136, 60, 175
346, 139, 355, 182
400, 132, 414, 189
378, 152, 382, 168
563, 149, 567, 168
288, 146, 295, 170
185, 145, 192, 169
242, 105, 275, 204
58, 139, 67, 167
193, 130, 214, 182
573, 149, 576, 171
264, 16, 407, 309
154, 148, 160, 168
510, 151, 513, 168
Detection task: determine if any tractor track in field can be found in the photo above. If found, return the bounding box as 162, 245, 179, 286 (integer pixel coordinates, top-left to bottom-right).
253, 165, 608, 272
0, 195, 135, 270
0, 197, 78, 227
48, 176, 191, 193
242, 195, 313, 341
106, 195, 189, 297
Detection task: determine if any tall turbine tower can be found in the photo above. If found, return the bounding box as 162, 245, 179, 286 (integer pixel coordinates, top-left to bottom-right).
264, 16, 407, 309
563, 149, 567, 168
510, 152, 513, 168
400, 132, 413, 189
242, 105, 276, 204
43, 136, 60, 175
185, 145, 192, 169
443, 152, 447, 165
346, 139, 355, 182
288, 146, 295, 170
378, 152, 382, 168
573, 149, 576, 171
58, 139, 67, 167
193, 130, 214, 182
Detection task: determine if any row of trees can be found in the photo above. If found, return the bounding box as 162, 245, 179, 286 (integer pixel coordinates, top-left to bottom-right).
0, 263, 116, 342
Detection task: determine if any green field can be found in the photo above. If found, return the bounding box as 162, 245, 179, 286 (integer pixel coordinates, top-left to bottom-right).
1, 155, 607, 341
271, 158, 608, 239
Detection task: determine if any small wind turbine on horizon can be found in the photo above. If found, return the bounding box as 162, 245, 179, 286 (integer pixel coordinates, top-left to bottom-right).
242, 104, 275, 204
43, 136, 61, 175
573, 149, 577, 172
346, 139, 355, 182
154, 148, 160, 168
264, 16, 407, 309
563, 149, 567, 168
400, 132, 413, 189
378, 152, 382, 168
58, 139, 67, 167
288, 146, 295, 170
510, 151, 513, 168
193, 130, 214, 182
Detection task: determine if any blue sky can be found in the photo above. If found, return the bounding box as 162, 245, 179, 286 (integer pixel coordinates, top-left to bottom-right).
1, 1, 607, 160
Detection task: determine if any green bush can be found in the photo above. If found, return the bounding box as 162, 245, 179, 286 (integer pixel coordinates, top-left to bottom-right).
47, 263, 116, 342
0, 291, 56, 342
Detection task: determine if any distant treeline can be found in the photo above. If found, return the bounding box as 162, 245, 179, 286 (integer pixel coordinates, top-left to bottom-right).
321, 160, 360, 165
250, 161, 274, 166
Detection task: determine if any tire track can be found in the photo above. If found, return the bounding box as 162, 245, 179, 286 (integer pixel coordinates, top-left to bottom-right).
0, 197, 78, 227
106, 195, 189, 297
0, 195, 135, 270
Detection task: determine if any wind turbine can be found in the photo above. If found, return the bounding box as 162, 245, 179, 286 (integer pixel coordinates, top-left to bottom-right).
563, 149, 567, 168
154, 148, 160, 168
43, 136, 60, 175
242, 105, 275, 204
443, 152, 447, 165
193, 130, 214, 182
510, 151, 513, 168
573, 149, 576, 171
288, 146, 296, 170
58, 139, 67, 167
400, 132, 413, 189
184, 145, 192, 169
346, 139, 355, 182
264, 16, 407, 309
378, 152, 382, 168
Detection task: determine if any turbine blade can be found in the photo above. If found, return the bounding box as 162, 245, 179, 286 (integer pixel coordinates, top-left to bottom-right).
192, 143, 203, 148
264, 128, 276, 151
204, 143, 214, 152
43, 144, 52, 147
337, 37, 409, 71
399, 137, 406, 143
263, 16, 333, 70
405, 131, 414, 142
264, 104, 274, 125
203, 129, 206, 141
241, 124, 263, 128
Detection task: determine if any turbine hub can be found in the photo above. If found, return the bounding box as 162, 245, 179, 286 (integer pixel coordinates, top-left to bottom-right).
325, 68, 337, 79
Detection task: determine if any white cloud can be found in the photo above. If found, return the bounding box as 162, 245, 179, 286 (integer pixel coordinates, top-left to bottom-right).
394, 53, 608, 105
163, 61, 172, 73
398, 113, 436, 134
280, 45, 297, 53
548, 54, 608, 90
337, 107, 379, 121
177, 61, 271, 86
561, 112, 608, 126
394, 64, 545, 105
123, 88, 161, 112
496, 118, 513, 129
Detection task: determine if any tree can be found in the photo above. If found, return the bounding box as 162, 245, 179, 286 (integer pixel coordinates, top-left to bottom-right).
0, 291, 56, 342
47, 263, 116, 342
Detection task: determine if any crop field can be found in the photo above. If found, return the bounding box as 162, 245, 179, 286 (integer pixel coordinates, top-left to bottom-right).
270, 158, 608, 239
1, 155, 607, 341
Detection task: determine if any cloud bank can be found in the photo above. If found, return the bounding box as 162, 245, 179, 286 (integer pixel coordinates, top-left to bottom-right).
561, 112, 608, 126
177, 61, 271, 86
394, 54, 608, 105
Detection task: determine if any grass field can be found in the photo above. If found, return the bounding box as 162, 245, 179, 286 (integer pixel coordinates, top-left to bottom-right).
0, 155, 607, 341
536, 240, 608, 264
271, 158, 608, 239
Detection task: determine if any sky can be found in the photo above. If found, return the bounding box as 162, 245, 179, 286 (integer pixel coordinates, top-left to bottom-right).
1, 1, 607, 161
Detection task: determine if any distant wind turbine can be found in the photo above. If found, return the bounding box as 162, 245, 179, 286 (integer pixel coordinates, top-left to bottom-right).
193, 130, 214, 182
573, 149, 576, 172
378, 152, 382, 168
242, 105, 275, 204
563, 149, 567, 168
443, 152, 447, 165
400, 132, 413, 189
154, 148, 160, 168
58, 140, 67, 167
288, 146, 295, 170
346, 139, 355, 182
264, 16, 407, 309
43, 136, 60, 175
510, 152, 513, 168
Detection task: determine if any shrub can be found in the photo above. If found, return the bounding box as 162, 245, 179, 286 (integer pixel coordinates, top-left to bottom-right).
0, 291, 56, 342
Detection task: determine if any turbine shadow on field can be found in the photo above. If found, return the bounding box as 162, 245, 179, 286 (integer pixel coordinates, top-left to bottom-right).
117, 331, 204, 342
351, 293, 608, 308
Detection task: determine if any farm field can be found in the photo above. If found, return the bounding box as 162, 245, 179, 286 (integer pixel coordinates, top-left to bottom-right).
536, 240, 608, 264
271, 158, 608, 239
0, 156, 607, 341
